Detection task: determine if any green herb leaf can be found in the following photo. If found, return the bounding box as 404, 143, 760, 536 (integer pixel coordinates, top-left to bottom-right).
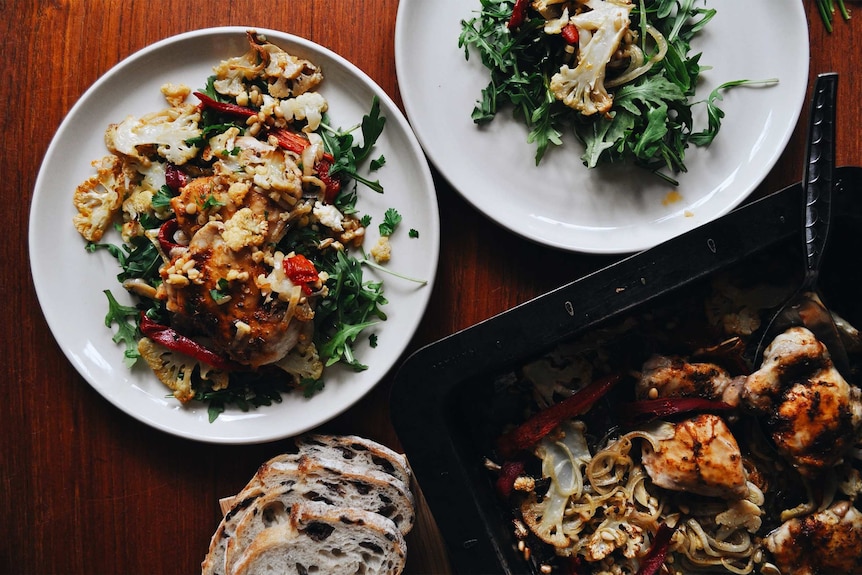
103, 290, 141, 368
378, 208, 402, 237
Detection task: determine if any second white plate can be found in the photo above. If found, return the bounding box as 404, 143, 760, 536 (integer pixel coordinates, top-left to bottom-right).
396, 0, 808, 254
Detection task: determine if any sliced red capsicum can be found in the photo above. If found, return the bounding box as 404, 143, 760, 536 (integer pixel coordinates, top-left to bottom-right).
157, 219, 183, 253
165, 163, 189, 193
496, 372, 622, 459
316, 158, 342, 203
619, 397, 734, 425
267, 127, 335, 162
139, 313, 236, 371
635, 523, 677, 575
508, 0, 530, 30
495, 459, 527, 499
561, 23, 579, 45
194, 91, 258, 118
284, 253, 320, 295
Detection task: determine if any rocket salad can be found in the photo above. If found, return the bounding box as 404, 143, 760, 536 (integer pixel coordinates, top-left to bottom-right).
459, 0, 776, 184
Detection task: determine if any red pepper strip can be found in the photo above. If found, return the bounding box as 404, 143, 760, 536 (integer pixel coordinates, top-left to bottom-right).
635, 523, 677, 575
139, 314, 237, 371
165, 163, 189, 193
494, 459, 526, 499
507, 0, 530, 30
496, 373, 622, 459
561, 23, 579, 45
316, 158, 342, 203
619, 398, 734, 425
157, 219, 183, 253
565, 555, 589, 575
284, 253, 319, 295
267, 127, 336, 162
193, 91, 257, 118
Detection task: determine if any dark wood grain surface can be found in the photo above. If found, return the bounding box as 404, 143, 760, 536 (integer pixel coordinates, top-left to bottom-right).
3, 1, 861, 573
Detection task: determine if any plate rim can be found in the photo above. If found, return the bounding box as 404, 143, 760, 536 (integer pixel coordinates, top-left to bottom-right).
29, 25, 440, 444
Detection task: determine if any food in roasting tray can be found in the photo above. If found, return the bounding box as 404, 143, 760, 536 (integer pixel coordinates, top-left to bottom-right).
477, 246, 862, 575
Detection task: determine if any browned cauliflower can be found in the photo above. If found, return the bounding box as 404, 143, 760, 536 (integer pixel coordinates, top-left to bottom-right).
72, 155, 125, 242
137, 337, 229, 403
549, 0, 634, 116
105, 103, 201, 165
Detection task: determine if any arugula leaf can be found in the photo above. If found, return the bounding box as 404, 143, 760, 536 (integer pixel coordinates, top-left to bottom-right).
103, 290, 141, 368
319, 321, 378, 370
152, 185, 175, 210
196, 371, 293, 423
312, 249, 388, 370
459, 0, 766, 180
88, 236, 161, 285
688, 78, 778, 147
320, 96, 387, 195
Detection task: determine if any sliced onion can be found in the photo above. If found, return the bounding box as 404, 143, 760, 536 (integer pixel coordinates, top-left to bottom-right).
606, 25, 668, 88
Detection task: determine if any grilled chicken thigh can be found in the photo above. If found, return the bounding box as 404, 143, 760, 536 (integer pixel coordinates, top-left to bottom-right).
162, 220, 312, 368
741, 326, 862, 477
765, 501, 862, 575
641, 413, 748, 499
636, 355, 744, 406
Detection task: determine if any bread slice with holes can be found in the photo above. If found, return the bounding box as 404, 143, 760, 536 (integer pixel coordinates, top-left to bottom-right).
295, 434, 412, 486
235, 453, 414, 533
203, 481, 279, 575
223, 454, 415, 573
228, 500, 407, 575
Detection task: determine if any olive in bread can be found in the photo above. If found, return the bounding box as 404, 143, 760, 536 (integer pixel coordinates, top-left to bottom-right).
229, 500, 406, 575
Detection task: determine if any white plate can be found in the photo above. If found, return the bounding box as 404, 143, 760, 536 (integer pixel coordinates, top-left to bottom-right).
29, 27, 440, 444
396, 0, 808, 253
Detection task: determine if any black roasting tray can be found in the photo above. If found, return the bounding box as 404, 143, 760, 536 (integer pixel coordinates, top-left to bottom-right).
390, 166, 862, 574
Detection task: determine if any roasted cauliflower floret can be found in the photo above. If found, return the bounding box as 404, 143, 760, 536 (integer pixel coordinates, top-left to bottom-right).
73, 155, 125, 242
274, 341, 324, 384
370, 236, 392, 264
249, 149, 303, 196
105, 103, 201, 165
160, 82, 192, 107
222, 207, 268, 251
277, 92, 329, 132
212, 47, 264, 97
549, 0, 633, 116
121, 188, 155, 241
137, 337, 228, 403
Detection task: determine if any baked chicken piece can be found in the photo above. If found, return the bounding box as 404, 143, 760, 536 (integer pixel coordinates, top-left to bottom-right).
741, 326, 862, 477
636, 354, 744, 406
765, 501, 862, 575
641, 413, 748, 499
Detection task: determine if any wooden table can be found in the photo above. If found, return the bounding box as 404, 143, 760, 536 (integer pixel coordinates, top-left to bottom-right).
3, 1, 861, 573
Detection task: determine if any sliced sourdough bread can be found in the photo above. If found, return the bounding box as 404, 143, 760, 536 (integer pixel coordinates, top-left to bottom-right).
223, 454, 415, 574
201, 487, 266, 575
229, 501, 407, 575
202, 435, 413, 575
295, 434, 412, 486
